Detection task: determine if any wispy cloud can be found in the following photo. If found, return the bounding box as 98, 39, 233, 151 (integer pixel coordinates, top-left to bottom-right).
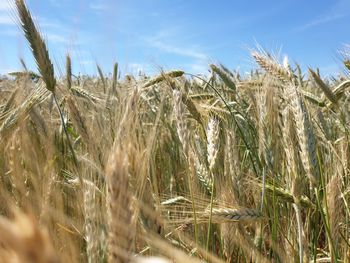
319, 63, 341, 77
0, 29, 18, 37
295, 0, 350, 31
295, 13, 346, 31
44, 32, 69, 43
185, 62, 209, 74
0, 2, 12, 11
141, 29, 210, 74
89, 3, 109, 12
0, 15, 15, 25
48, 0, 62, 8
144, 30, 208, 60
128, 62, 155, 75
0, 2, 15, 26
149, 39, 207, 60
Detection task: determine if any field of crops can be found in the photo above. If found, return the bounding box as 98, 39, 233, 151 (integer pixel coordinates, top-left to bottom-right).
1, 1, 350, 263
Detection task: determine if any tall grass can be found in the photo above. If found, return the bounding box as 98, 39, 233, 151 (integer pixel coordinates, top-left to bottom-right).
0, 1, 350, 262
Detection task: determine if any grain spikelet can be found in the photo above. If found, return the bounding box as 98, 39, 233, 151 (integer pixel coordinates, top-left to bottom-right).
106, 147, 135, 263
84, 178, 105, 263
1, 88, 18, 115
15, 0, 56, 92
300, 90, 325, 107
0, 85, 49, 139
208, 207, 262, 223
71, 86, 101, 103
111, 62, 118, 95
173, 89, 189, 155
327, 174, 343, 260
0, 210, 58, 263
66, 54, 72, 90
333, 80, 350, 99
142, 70, 184, 88
207, 116, 220, 172
285, 84, 319, 186
66, 96, 90, 144
309, 68, 337, 103
210, 64, 236, 91
97, 64, 106, 92
161, 195, 262, 225
252, 50, 294, 82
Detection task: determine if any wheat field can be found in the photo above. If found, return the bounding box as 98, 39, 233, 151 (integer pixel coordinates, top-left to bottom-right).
0, 1, 350, 262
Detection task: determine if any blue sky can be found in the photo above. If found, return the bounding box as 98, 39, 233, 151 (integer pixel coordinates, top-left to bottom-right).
0, 0, 349, 77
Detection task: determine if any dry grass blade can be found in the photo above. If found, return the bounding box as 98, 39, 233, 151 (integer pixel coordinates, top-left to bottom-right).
15, 0, 56, 92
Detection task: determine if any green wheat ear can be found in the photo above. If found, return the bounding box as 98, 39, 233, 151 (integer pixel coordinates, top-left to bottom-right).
15, 0, 56, 92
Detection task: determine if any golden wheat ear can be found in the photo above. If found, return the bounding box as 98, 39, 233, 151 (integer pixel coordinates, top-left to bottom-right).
15, 0, 56, 92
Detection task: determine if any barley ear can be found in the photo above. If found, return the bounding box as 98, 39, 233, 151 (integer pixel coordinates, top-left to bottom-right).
15, 0, 56, 92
